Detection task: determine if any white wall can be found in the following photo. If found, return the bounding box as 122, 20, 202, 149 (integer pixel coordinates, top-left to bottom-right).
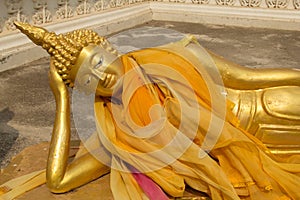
0, 1, 300, 72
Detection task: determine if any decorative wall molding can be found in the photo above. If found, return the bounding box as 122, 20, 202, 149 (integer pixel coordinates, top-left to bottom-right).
0, 0, 300, 35
32, 0, 53, 24
150, 2, 300, 30
4, 0, 28, 31
0, 2, 300, 72
239, 0, 262, 7
266, 0, 289, 8
0, 4, 151, 72
295, 0, 300, 8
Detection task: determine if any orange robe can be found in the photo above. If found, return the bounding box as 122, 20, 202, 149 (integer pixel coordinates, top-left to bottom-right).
95, 41, 300, 200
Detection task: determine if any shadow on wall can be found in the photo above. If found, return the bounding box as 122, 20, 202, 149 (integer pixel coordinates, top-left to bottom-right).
0, 107, 19, 166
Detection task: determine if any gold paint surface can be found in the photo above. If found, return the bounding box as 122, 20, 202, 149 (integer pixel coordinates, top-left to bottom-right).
12, 23, 300, 198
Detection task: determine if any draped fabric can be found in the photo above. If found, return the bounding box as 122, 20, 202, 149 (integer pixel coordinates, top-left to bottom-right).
1, 37, 300, 200
95, 40, 300, 200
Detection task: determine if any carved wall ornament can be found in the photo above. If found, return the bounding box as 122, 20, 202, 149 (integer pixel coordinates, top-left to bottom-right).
110, 0, 126, 7
5, 0, 27, 31
128, 0, 143, 3
191, 0, 210, 4
5, 13, 27, 31
32, 9, 52, 24
33, 0, 47, 9
76, 0, 92, 15
56, 0, 74, 19
266, 0, 289, 8
32, 0, 52, 24
109, 0, 116, 7
5, 0, 23, 14
239, 0, 262, 6
57, 0, 69, 6
293, 0, 300, 8
216, 0, 236, 5
116, 0, 127, 7
169, 0, 186, 3
94, 0, 110, 11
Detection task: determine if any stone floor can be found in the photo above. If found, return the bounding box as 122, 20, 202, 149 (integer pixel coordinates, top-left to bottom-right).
0, 20, 299, 199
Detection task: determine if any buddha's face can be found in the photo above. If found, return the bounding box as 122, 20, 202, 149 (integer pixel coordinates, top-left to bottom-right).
70, 44, 124, 97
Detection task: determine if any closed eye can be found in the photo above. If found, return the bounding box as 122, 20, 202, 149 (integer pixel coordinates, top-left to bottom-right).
84, 76, 91, 85
94, 56, 103, 69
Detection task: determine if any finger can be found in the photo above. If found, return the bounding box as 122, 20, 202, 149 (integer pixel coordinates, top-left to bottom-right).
49, 62, 57, 73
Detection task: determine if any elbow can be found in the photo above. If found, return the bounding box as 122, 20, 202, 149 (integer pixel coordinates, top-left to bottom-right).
46, 173, 70, 194
46, 166, 70, 193
46, 181, 69, 194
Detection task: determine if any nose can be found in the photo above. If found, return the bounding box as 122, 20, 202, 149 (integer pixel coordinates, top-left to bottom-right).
92, 69, 106, 81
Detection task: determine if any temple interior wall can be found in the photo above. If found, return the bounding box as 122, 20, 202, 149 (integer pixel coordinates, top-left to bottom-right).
0, 0, 299, 72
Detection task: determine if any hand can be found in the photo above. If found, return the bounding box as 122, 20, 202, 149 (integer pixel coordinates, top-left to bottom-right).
48, 59, 68, 98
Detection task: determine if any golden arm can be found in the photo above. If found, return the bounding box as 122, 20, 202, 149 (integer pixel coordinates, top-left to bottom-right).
183, 37, 300, 90
46, 60, 110, 193
209, 51, 300, 90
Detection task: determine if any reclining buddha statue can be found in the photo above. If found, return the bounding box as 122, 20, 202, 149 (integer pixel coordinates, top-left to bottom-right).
0, 22, 299, 200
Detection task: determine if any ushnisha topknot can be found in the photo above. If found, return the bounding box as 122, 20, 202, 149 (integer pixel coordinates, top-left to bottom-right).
14, 21, 119, 87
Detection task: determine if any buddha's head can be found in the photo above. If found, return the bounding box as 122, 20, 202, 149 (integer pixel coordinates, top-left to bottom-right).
14, 21, 124, 97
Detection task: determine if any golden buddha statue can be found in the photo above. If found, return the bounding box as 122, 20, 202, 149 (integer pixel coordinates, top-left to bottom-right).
186, 43, 300, 155
1, 22, 300, 200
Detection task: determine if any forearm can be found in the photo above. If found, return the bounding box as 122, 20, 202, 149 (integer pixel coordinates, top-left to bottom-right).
209, 51, 300, 89
46, 90, 110, 193
184, 40, 300, 89
47, 90, 71, 186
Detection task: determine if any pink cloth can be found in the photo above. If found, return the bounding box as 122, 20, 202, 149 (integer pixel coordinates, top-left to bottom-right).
130, 166, 169, 200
